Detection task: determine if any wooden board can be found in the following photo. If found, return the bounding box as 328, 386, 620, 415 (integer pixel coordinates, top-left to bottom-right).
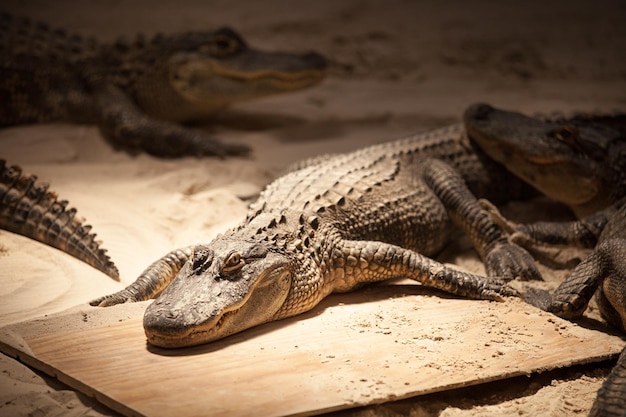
0, 284, 624, 417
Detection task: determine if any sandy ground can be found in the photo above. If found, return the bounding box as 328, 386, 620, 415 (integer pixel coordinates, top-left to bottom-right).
0, 0, 625, 416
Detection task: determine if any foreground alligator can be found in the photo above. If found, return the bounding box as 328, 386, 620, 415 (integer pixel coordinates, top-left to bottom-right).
0, 160, 119, 279
464, 103, 626, 417
0, 11, 327, 157
91, 120, 548, 348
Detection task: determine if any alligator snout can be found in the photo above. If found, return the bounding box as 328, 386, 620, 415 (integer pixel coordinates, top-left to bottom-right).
143, 301, 186, 336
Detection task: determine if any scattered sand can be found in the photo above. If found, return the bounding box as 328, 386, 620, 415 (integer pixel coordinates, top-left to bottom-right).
1, 0, 625, 416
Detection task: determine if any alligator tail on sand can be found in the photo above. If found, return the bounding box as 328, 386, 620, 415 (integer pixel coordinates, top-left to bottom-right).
0, 160, 119, 279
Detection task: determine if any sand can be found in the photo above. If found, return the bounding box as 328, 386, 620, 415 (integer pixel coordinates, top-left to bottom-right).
0, 0, 625, 416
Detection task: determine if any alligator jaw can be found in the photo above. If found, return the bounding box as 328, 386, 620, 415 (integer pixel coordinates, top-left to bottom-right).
169, 50, 327, 108
145, 305, 242, 348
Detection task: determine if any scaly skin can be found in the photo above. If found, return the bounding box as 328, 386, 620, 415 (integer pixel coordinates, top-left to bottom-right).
0, 12, 327, 157
465, 103, 626, 417
0, 160, 119, 279
464, 103, 626, 216
92, 123, 542, 348
503, 202, 626, 417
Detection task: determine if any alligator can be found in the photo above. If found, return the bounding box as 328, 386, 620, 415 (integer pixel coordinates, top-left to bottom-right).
90, 121, 548, 348
464, 103, 626, 417
534, 202, 626, 417
0, 159, 119, 279
464, 103, 626, 217
0, 11, 327, 157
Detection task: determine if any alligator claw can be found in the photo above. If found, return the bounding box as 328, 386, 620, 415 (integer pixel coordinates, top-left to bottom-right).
89, 291, 137, 307
484, 278, 520, 299
484, 242, 543, 281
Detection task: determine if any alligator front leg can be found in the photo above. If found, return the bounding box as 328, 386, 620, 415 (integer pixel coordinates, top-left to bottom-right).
91, 246, 193, 307
545, 238, 626, 417
93, 84, 249, 158
422, 158, 542, 281
537, 236, 626, 330
481, 198, 621, 250
332, 239, 515, 301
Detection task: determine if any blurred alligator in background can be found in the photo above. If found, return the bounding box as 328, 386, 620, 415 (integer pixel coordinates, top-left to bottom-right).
0, 159, 119, 279
0, 11, 327, 157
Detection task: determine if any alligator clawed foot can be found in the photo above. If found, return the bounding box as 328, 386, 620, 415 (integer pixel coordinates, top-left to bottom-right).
488, 278, 520, 299
484, 241, 543, 282
89, 291, 137, 307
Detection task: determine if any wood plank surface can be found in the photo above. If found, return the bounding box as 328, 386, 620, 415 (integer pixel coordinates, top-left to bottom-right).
0, 283, 624, 417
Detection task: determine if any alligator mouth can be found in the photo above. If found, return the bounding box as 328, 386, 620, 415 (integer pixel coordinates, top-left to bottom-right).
177, 59, 324, 86
211, 63, 326, 88
145, 306, 241, 349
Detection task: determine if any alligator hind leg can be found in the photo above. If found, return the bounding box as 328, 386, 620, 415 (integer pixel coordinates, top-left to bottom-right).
422, 158, 542, 281
527, 233, 626, 327
91, 246, 193, 306
481, 198, 621, 250
545, 242, 618, 319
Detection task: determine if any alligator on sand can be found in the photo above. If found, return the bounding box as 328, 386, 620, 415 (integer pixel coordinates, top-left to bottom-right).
92, 119, 544, 347
0, 11, 327, 157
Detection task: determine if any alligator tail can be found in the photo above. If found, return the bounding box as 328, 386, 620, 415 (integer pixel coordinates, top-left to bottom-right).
0, 160, 119, 280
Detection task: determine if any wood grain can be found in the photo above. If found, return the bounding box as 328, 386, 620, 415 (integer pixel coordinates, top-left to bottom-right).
0, 283, 624, 417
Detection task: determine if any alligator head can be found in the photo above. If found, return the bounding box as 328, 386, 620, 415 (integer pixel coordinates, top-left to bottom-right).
125, 27, 327, 121
464, 103, 626, 215
143, 235, 295, 348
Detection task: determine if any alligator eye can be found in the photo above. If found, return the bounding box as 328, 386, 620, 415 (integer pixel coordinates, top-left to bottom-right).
205, 34, 239, 57
549, 126, 579, 145
222, 251, 244, 273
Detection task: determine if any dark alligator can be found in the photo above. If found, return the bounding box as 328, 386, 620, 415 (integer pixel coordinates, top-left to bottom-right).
0, 160, 119, 279
464, 103, 626, 417
532, 203, 626, 417
91, 122, 545, 348
464, 103, 626, 217
0, 11, 327, 157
